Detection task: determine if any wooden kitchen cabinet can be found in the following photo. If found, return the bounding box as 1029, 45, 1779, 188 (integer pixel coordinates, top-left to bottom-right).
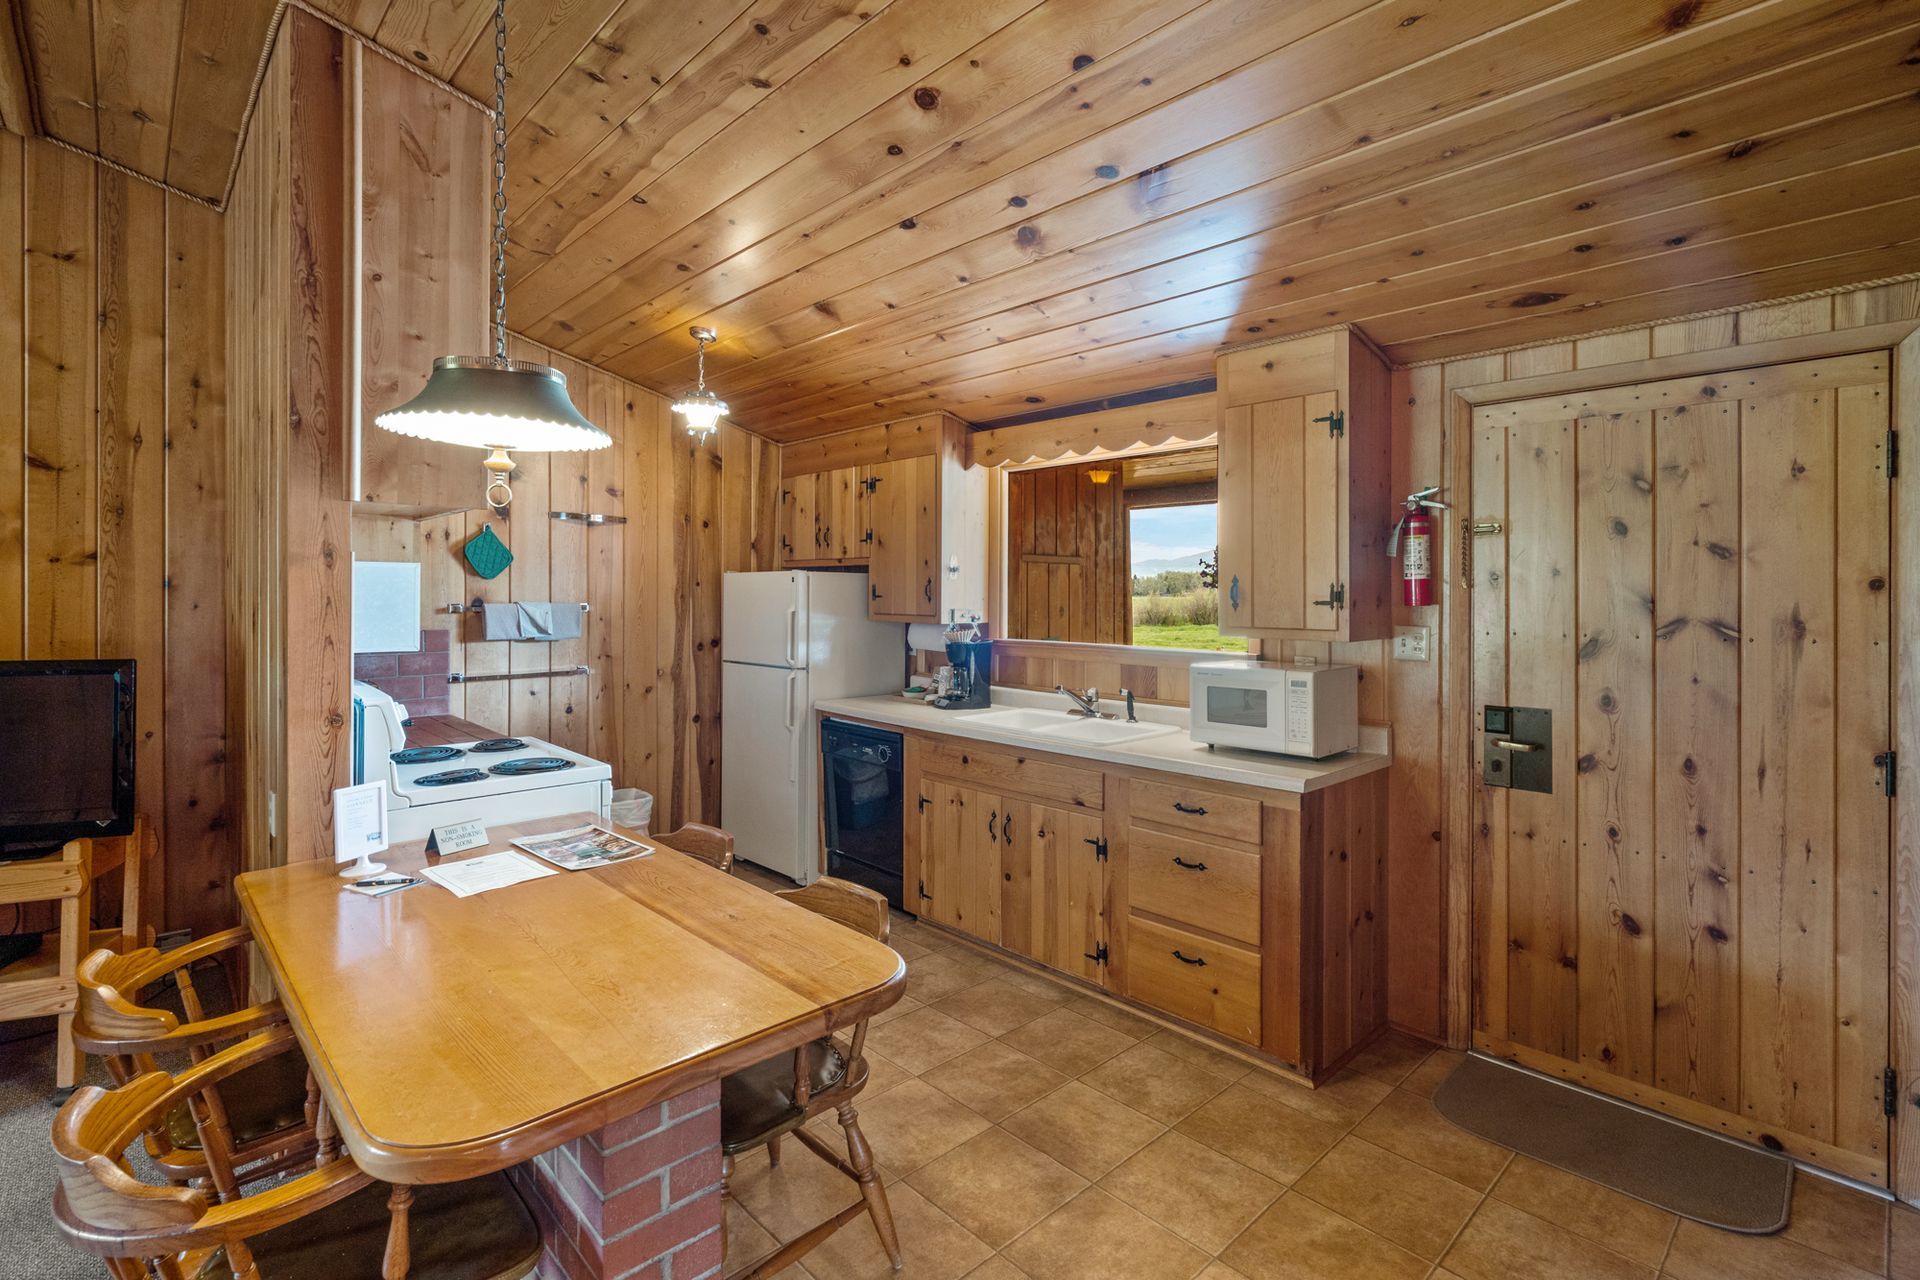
1216, 326, 1394, 641
777, 414, 987, 623
897, 719, 1386, 1082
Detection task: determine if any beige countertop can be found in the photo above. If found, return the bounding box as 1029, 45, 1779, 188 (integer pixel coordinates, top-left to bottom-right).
814, 689, 1390, 794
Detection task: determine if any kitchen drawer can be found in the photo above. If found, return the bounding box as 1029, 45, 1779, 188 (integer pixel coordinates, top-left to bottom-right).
1126, 916, 1261, 1046
1125, 777, 1260, 842
915, 736, 1104, 810
1125, 827, 1261, 947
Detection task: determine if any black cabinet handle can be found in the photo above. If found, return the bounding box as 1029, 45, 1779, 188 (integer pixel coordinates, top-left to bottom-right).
1004, 817, 1013, 847
1171, 856, 1208, 872
987, 811, 998, 842
923, 577, 934, 603
1172, 801, 1208, 815
1171, 949, 1207, 967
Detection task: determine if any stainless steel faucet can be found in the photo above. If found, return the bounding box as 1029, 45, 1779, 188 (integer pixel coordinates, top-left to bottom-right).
1055, 685, 1109, 718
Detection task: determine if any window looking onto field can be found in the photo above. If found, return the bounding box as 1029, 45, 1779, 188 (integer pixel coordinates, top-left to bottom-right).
1129, 504, 1245, 652
1001, 446, 1245, 653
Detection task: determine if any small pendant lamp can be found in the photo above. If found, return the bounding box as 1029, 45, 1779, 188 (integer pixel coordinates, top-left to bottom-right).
375, 0, 609, 511
672, 326, 729, 442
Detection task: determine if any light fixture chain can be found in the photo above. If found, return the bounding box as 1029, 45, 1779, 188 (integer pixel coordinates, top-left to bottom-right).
491, 0, 509, 362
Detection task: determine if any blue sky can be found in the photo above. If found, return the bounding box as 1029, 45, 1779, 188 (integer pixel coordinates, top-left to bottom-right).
1129, 503, 1216, 570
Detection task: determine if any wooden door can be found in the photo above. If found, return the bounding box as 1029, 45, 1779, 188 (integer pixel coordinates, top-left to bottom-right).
1218, 390, 1343, 634
1470, 352, 1895, 1185
781, 473, 818, 564
870, 456, 938, 619
1041, 806, 1108, 985
819, 466, 865, 562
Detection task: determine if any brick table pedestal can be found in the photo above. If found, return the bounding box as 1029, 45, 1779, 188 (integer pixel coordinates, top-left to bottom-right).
507, 1081, 725, 1280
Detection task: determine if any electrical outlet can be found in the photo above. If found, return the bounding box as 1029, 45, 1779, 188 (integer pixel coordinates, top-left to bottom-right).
1393, 625, 1430, 662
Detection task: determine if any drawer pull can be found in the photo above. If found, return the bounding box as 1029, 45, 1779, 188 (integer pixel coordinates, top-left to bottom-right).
987, 811, 998, 842
1005, 816, 1014, 847
1171, 856, 1209, 872
1171, 949, 1208, 967
1172, 801, 1208, 816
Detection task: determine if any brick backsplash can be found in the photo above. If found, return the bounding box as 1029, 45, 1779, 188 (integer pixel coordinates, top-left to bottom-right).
356, 629, 452, 717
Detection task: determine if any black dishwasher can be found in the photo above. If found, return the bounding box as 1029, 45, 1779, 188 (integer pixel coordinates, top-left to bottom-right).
821, 719, 905, 910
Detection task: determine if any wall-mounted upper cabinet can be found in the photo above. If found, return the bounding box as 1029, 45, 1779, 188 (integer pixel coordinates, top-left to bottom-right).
778, 413, 987, 624
352, 50, 492, 515
1216, 327, 1393, 643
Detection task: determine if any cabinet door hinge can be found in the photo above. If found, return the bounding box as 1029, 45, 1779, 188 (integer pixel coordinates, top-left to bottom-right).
916, 794, 930, 813
865, 475, 882, 493
1083, 942, 1109, 966
1084, 835, 1108, 862
918, 879, 928, 900
1888, 428, 1899, 480
1885, 1065, 1900, 1117
1312, 582, 1345, 609
1313, 409, 1345, 438
1877, 750, 1897, 798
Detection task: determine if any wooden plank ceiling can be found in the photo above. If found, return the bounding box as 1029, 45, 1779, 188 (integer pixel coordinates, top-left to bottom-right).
7, 0, 1920, 441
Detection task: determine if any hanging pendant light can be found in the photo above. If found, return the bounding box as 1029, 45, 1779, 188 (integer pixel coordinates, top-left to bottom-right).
672, 326, 728, 442
375, 0, 609, 511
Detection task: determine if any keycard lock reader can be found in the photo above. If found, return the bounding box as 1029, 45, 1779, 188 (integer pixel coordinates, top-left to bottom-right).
1483, 706, 1552, 794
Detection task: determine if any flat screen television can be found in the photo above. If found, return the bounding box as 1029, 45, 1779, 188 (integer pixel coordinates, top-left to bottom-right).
0, 659, 136, 857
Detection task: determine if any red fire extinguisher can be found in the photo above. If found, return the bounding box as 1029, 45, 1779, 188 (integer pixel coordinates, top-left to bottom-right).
1388, 486, 1448, 607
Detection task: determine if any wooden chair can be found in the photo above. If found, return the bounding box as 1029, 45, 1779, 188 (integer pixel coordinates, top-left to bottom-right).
657, 822, 735, 874
0, 816, 152, 1087
51, 1024, 542, 1280
72, 927, 317, 1196
720, 877, 901, 1278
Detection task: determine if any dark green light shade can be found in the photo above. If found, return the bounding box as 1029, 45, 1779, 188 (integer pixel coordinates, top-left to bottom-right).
375, 356, 611, 452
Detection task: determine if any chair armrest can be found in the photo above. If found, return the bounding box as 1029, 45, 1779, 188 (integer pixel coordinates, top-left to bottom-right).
120, 927, 254, 988
192, 1158, 373, 1244
146, 1002, 288, 1053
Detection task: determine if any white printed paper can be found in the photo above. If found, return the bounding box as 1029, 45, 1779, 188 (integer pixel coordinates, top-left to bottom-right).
418, 851, 555, 898
333, 782, 390, 865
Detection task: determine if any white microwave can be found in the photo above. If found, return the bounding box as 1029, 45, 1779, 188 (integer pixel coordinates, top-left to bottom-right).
1188, 661, 1359, 758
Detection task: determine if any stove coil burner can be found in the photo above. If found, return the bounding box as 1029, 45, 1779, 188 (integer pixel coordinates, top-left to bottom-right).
488, 757, 575, 776
390, 745, 464, 765
414, 768, 489, 787
468, 738, 528, 754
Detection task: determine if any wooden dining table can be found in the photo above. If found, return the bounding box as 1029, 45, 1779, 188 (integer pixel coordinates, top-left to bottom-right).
235, 812, 905, 1279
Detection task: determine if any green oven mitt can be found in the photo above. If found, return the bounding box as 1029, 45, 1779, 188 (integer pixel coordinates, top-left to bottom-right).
463, 525, 513, 580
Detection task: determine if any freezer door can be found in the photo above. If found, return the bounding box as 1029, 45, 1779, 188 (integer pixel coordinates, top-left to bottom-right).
721, 660, 813, 882
722, 571, 808, 668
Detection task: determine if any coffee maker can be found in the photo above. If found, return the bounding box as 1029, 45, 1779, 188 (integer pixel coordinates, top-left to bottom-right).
933, 638, 991, 710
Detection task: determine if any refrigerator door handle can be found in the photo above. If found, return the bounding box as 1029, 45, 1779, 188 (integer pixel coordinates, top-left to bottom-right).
785, 670, 801, 782
785, 606, 799, 667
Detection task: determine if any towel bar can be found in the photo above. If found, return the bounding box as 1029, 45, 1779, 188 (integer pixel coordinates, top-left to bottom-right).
447, 666, 590, 684
447, 599, 591, 614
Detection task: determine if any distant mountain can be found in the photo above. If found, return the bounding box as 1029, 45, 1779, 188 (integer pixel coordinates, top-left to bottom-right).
1131, 553, 1208, 576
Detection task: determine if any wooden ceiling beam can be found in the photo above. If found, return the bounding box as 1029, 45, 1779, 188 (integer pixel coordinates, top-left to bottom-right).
504, 0, 1053, 305
91, 0, 182, 178
686, 44, 1920, 407
0, 0, 39, 136
448, 0, 628, 123
967, 393, 1217, 469
1389, 241, 1920, 366
526, 0, 1406, 356
586, 0, 1907, 402
735, 142, 1920, 425
500, 0, 825, 251
23, 0, 97, 150
165, 0, 279, 201
372, 0, 494, 81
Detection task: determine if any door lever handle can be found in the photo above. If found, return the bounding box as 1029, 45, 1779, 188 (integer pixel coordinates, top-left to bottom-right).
1493, 740, 1539, 753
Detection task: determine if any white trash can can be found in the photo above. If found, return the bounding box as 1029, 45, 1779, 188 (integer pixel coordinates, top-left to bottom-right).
610, 788, 653, 833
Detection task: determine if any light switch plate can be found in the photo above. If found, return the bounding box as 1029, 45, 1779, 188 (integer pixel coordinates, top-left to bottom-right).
1393, 625, 1430, 661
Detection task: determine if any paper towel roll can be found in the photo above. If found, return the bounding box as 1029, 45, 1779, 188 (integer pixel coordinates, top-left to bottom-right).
908, 623, 951, 653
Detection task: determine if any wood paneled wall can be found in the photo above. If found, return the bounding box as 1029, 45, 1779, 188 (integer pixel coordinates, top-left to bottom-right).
354, 336, 781, 834
1382, 279, 1920, 1047
1005, 462, 1128, 645
0, 133, 230, 935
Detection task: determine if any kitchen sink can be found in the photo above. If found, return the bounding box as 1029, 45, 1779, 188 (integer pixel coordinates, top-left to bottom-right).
960, 706, 1178, 746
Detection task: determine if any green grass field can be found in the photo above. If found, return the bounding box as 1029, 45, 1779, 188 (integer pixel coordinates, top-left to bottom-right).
1130, 623, 1248, 652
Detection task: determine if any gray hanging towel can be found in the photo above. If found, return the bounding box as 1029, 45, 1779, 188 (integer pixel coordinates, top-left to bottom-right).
517, 602, 557, 638
542, 603, 585, 640
481, 602, 523, 640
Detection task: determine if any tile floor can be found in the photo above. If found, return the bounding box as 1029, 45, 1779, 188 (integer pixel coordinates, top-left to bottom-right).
722, 899, 1918, 1280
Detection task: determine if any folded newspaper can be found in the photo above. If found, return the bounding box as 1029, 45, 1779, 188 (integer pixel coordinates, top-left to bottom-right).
512, 825, 654, 871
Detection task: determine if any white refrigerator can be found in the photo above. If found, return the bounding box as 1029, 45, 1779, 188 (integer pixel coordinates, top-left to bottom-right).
721, 571, 904, 883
